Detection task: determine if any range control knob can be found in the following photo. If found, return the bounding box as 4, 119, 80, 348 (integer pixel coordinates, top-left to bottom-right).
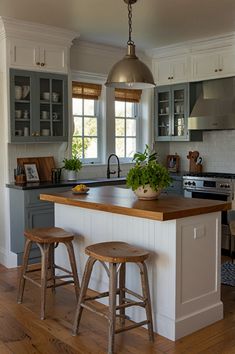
192, 181, 196, 186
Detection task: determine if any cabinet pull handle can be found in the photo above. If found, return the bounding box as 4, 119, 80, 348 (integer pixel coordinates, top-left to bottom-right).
36, 62, 40, 66
31, 132, 35, 136
35, 132, 40, 137
40, 63, 45, 67
171, 76, 174, 79
214, 69, 218, 72
168, 77, 171, 80
219, 68, 222, 71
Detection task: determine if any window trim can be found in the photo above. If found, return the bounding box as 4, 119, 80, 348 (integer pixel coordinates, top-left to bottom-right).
115, 100, 141, 163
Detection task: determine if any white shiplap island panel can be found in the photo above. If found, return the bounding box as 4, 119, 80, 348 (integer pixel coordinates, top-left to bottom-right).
53, 202, 222, 341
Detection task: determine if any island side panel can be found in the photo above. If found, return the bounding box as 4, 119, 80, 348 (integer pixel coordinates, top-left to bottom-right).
54, 203, 222, 341
175, 212, 222, 339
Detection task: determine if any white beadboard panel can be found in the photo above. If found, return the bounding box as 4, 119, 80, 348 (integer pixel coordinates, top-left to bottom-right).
54, 204, 222, 341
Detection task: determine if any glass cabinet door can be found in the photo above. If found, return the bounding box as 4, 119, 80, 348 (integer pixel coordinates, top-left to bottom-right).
172, 86, 186, 138
157, 88, 171, 138
39, 73, 68, 140
10, 70, 33, 141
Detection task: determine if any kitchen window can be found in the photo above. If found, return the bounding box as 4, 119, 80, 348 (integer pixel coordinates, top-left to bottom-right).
72, 82, 102, 162
115, 88, 142, 160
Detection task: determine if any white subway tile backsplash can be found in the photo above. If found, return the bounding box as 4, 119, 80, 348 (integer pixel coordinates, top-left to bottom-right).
169, 130, 235, 172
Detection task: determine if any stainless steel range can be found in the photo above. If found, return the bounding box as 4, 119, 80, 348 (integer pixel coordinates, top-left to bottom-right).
183, 172, 234, 252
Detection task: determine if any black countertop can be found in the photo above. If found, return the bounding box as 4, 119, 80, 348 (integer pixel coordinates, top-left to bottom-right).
6, 177, 127, 190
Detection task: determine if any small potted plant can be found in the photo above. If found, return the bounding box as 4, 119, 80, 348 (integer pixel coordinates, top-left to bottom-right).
62, 156, 82, 181
126, 145, 171, 200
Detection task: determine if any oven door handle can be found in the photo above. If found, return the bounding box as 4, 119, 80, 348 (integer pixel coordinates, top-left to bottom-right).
183, 188, 232, 197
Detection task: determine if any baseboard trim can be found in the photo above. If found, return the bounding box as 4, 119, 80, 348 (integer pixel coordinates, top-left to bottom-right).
0, 247, 17, 268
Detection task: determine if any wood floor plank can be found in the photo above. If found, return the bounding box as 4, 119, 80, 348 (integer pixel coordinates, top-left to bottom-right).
0, 261, 235, 353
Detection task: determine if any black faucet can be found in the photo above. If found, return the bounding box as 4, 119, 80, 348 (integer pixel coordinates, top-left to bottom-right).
107, 154, 121, 179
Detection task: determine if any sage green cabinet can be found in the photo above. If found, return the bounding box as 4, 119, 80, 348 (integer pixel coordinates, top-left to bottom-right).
9, 187, 69, 265
10, 68, 68, 143
154, 83, 202, 142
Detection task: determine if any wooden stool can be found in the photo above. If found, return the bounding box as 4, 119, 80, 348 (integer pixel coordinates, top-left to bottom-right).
73, 241, 154, 354
17, 227, 80, 320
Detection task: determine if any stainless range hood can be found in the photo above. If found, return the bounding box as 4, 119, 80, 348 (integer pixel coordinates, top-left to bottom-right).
188, 77, 235, 130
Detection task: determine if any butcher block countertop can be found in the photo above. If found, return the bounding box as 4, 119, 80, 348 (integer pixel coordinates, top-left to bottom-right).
40, 185, 231, 221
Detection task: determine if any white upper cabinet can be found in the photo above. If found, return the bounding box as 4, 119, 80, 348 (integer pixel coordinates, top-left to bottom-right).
191, 47, 235, 81
153, 55, 188, 86
10, 40, 67, 73
10, 40, 67, 74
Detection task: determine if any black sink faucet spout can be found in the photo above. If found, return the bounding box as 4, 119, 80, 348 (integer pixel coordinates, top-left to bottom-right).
107, 154, 121, 179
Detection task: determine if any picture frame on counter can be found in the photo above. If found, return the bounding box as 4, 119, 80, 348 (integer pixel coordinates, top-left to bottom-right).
24, 163, 40, 182
166, 154, 180, 172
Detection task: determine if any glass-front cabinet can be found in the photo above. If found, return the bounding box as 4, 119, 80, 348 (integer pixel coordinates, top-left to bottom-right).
10, 69, 68, 143
155, 83, 188, 141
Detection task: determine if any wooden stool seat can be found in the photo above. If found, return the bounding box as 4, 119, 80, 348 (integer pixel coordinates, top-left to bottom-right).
85, 241, 149, 263
73, 241, 154, 354
17, 227, 80, 320
24, 227, 74, 243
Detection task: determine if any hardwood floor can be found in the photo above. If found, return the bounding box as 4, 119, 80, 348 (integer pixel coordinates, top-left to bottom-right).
1, 261, 235, 354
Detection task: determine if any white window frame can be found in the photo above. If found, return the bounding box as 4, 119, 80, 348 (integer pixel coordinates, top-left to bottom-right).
71, 71, 106, 164
114, 100, 141, 163
72, 97, 100, 163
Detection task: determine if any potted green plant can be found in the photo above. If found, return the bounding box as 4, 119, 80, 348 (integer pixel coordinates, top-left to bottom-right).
126, 145, 171, 200
62, 156, 82, 181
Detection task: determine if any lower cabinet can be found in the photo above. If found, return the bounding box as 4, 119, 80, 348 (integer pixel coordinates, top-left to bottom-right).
9, 187, 69, 265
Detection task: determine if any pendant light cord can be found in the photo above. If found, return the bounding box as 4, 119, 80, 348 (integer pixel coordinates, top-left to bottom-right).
127, 2, 134, 45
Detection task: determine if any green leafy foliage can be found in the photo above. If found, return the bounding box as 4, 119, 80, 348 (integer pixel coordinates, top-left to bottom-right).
62, 157, 82, 171
126, 145, 171, 191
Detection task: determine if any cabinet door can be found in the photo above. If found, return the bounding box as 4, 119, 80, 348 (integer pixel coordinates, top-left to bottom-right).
220, 49, 235, 77
171, 84, 189, 141
26, 206, 54, 229
153, 56, 188, 85
191, 51, 220, 80
37, 72, 68, 141
10, 69, 36, 142
155, 86, 172, 140
10, 40, 40, 70
39, 45, 67, 73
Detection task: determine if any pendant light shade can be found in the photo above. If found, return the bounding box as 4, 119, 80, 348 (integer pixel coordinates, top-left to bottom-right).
105, 0, 155, 89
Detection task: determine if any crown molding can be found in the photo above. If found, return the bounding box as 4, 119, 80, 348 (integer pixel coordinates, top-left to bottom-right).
0, 16, 79, 46
147, 31, 235, 59
72, 70, 107, 84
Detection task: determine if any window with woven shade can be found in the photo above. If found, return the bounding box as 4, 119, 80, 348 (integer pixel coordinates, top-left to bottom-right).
72, 82, 102, 161
114, 88, 142, 159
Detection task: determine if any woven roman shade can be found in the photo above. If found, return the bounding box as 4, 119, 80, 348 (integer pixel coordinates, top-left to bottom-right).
115, 88, 142, 103
72, 82, 102, 100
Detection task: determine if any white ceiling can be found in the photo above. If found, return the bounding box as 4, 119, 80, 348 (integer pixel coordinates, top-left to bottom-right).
1, 0, 235, 50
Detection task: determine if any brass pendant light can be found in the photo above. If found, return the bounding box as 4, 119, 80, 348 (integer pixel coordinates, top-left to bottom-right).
105, 0, 155, 89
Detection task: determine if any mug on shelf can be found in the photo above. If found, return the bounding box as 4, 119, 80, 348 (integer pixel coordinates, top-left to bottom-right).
24, 127, 29, 136
41, 129, 50, 136
15, 86, 22, 100
52, 92, 59, 102
52, 112, 58, 120
41, 111, 49, 119
23, 110, 29, 119
15, 110, 22, 119
22, 85, 30, 99
15, 129, 23, 136
42, 92, 50, 101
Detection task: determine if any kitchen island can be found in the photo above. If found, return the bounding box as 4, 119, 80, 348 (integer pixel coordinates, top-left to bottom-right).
40, 186, 231, 341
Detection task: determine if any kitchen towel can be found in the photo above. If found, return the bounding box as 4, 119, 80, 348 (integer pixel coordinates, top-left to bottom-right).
221, 261, 235, 286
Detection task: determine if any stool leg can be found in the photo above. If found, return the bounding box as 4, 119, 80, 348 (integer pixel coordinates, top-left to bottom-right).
73, 256, 96, 335
108, 262, 117, 354
119, 263, 126, 326
38, 243, 50, 320
49, 243, 56, 293
65, 241, 80, 300
17, 239, 32, 304
138, 261, 154, 342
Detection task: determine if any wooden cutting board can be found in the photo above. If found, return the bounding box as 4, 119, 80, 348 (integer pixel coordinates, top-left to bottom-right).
17, 156, 56, 181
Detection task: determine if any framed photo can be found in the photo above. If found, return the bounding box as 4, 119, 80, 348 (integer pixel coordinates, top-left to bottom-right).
24, 163, 40, 182
167, 155, 180, 172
